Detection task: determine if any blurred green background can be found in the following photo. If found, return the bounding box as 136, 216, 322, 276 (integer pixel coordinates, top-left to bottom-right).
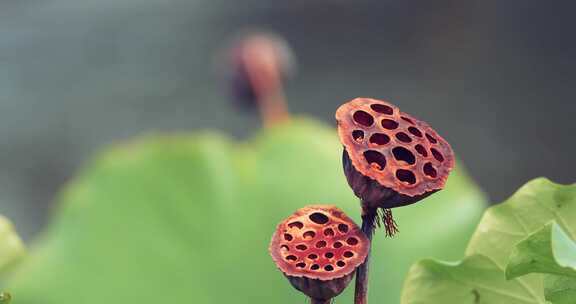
1, 0, 575, 240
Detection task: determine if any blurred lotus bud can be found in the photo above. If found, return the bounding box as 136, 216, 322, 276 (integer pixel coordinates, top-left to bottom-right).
336, 97, 455, 210
225, 31, 295, 113
269, 205, 369, 303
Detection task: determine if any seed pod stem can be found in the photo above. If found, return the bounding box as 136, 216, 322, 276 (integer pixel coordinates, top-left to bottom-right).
354, 204, 377, 304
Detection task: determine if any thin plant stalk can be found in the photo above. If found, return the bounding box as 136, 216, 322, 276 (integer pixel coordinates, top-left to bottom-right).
354, 204, 377, 304
254, 86, 289, 128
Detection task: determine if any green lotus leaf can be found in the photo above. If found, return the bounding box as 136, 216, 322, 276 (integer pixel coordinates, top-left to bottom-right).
543, 274, 576, 304
402, 254, 544, 304
401, 178, 576, 304
5, 118, 486, 304
506, 222, 576, 280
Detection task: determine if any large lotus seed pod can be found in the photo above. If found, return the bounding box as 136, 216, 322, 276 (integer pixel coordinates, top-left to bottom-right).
336, 97, 455, 209
269, 205, 370, 303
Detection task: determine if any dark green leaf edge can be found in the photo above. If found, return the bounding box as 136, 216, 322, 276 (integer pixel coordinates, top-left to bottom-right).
401, 178, 576, 304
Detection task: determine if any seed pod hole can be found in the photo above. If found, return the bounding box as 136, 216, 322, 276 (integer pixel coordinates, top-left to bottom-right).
352, 130, 364, 142
324, 228, 335, 237
408, 127, 423, 137
401, 116, 414, 124
396, 169, 416, 185
284, 234, 293, 241
369, 133, 390, 145
309, 212, 329, 225
296, 262, 306, 268
303, 231, 316, 239
363, 150, 386, 170
280, 245, 290, 252
324, 265, 334, 271
333, 241, 343, 248
310, 264, 320, 270
353, 111, 374, 127
286, 255, 297, 261
415, 144, 428, 157
426, 133, 438, 144
296, 244, 308, 251
395, 132, 412, 143
337, 261, 346, 267
316, 241, 327, 248
431, 148, 444, 162
346, 237, 359, 246
424, 162, 438, 178
308, 254, 318, 260
343, 251, 354, 258
381, 119, 399, 130
338, 224, 349, 233
325, 252, 334, 259
371, 103, 393, 114
288, 221, 303, 229
392, 147, 416, 165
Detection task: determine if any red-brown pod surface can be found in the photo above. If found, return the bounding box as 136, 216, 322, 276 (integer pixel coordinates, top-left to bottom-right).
269, 205, 369, 302
336, 97, 455, 208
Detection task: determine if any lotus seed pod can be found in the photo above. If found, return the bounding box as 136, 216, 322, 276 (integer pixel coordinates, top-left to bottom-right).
269, 205, 370, 302
336, 97, 455, 209
227, 31, 295, 110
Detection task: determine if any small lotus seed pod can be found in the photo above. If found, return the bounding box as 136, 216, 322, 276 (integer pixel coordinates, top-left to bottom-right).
336, 97, 455, 209
269, 205, 370, 303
